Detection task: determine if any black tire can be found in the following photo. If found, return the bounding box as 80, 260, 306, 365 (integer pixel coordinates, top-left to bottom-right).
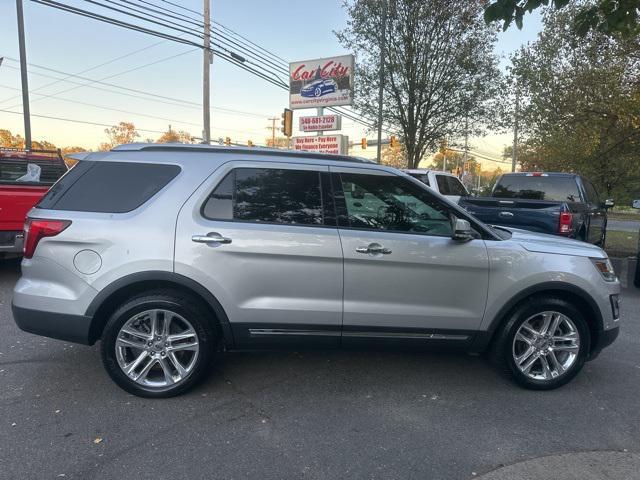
490, 296, 590, 390
100, 289, 216, 398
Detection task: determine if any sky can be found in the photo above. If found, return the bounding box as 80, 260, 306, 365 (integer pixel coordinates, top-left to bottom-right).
0, 0, 542, 169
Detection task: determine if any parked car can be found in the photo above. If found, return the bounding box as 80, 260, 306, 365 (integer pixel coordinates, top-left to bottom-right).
300, 78, 338, 98
402, 169, 469, 203
459, 172, 612, 245
13, 144, 620, 397
0, 148, 68, 257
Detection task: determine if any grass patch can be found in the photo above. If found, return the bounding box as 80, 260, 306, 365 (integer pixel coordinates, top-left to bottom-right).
605, 230, 639, 258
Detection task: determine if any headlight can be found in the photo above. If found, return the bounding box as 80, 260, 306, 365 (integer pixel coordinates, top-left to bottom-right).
590, 257, 617, 282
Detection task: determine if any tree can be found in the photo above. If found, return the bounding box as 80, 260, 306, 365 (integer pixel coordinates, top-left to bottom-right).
61, 146, 88, 166
337, 0, 502, 169
380, 144, 406, 168
100, 122, 139, 151
431, 149, 465, 171
156, 128, 194, 143
484, 0, 640, 37
0, 129, 24, 148
265, 137, 289, 148
509, 7, 640, 200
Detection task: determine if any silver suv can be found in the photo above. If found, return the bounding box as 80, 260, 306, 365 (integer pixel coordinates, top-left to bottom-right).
12, 144, 620, 397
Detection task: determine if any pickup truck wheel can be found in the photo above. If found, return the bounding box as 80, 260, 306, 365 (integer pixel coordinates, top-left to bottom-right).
492, 296, 590, 390
100, 290, 215, 398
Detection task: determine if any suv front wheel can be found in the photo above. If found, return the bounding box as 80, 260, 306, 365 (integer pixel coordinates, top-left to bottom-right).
493, 296, 590, 390
100, 290, 216, 398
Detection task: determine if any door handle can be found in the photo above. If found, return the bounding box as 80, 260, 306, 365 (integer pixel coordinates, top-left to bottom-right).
356, 243, 391, 255
192, 233, 232, 244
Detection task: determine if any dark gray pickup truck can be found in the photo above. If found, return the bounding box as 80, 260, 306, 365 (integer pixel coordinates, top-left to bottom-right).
459, 172, 613, 245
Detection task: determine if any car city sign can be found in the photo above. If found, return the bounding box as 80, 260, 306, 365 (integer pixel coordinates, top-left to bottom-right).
292, 135, 348, 155
299, 114, 342, 132
289, 55, 354, 110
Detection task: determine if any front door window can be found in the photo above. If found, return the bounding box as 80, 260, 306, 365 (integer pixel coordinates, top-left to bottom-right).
338, 172, 453, 237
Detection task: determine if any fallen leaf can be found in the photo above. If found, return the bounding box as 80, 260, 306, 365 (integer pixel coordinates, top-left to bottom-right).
93, 437, 103, 444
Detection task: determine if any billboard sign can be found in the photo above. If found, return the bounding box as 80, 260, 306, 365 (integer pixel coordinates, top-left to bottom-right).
291, 135, 348, 155
299, 114, 342, 132
289, 55, 354, 110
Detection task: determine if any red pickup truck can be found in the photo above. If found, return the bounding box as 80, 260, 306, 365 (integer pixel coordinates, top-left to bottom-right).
0, 148, 68, 257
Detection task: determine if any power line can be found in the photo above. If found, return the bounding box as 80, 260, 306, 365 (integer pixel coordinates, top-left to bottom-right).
85, 0, 289, 83
28, 0, 385, 132
0, 83, 201, 127
0, 62, 270, 118
0, 38, 171, 106
31, 0, 289, 89
31, 0, 203, 48
3, 49, 199, 110
156, 0, 204, 20
0, 107, 167, 133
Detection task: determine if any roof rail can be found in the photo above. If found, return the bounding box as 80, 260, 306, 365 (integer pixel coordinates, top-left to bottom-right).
111, 143, 374, 164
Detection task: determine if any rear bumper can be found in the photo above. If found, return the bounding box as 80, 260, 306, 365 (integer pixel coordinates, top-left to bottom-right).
0, 231, 23, 253
12, 302, 92, 345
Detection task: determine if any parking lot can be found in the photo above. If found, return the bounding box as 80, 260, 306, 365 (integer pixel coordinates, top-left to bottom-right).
1, 258, 640, 480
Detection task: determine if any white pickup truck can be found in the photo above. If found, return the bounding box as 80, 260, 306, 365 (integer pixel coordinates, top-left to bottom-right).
402, 169, 469, 203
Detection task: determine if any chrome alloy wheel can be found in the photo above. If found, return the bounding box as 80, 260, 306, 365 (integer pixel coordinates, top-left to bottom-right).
115, 309, 199, 388
512, 311, 580, 381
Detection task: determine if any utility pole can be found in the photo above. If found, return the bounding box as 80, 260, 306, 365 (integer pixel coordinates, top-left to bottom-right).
512, 83, 519, 173
376, 0, 387, 164
267, 117, 278, 147
202, 0, 211, 144
463, 113, 469, 170
16, 0, 31, 150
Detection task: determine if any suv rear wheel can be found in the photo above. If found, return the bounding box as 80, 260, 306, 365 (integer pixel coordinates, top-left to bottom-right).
492, 296, 590, 390
100, 290, 216, 398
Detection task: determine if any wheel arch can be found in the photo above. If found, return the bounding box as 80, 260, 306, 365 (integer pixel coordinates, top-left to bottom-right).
86, 271, 234, 347
473, 282, 603, 356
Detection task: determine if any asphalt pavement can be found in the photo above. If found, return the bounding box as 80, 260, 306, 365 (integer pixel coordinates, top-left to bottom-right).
1, 259, 640, 480
608, 219, 640, 233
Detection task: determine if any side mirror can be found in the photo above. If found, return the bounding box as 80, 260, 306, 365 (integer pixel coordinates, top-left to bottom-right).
604, 199, 615, 208
452, 218, 473, 242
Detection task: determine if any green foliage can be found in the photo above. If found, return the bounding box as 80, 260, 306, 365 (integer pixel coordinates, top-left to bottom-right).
337, 0, 502, 169
484, 0, 640, 37
509, 7, 640, 203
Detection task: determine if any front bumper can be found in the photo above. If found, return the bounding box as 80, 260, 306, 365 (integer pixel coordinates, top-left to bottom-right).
12, 302, 92, 345
589, 325, 620, 360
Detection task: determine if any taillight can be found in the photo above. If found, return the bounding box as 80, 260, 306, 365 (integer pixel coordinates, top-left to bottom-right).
558, 212, 573, 234
23, 218, 71, 259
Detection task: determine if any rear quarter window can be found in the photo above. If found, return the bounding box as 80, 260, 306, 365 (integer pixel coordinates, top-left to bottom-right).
38, 161, 180, 213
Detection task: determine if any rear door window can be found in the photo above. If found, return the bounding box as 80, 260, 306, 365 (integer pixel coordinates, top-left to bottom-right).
446, 176, 468, 196
38, 161, 180, 213
582, 179, 600, 205
202, 167, 325, 226
436, 175, 451, 195
408, 173, 430, 187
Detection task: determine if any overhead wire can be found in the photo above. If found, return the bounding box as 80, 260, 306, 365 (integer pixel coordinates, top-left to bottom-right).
27, 0, 385, 132
0, 62, 270, 118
